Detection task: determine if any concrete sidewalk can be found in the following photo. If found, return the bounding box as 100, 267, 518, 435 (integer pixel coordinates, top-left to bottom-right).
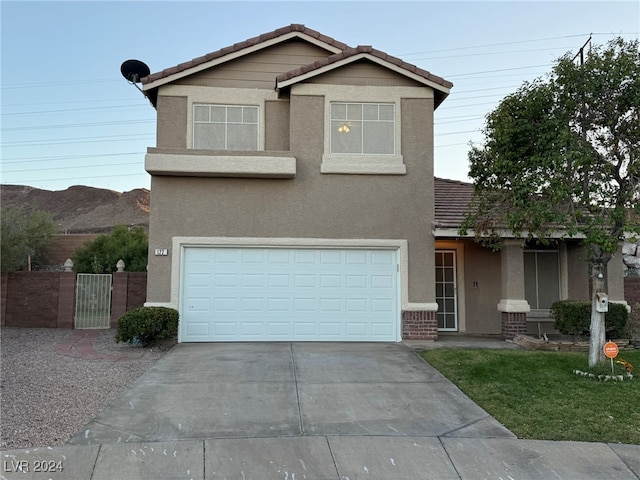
3, 436, 639, 479
2, 341, 639, 479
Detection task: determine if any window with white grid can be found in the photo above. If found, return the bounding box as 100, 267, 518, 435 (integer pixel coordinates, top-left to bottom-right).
193, 104, 259, 151
330, 103, 395, 155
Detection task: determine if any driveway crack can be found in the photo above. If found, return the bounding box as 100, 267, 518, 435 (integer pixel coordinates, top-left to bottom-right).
290, 343, 304, 436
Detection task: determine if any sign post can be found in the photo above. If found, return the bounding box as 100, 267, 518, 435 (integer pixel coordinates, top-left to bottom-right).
604, 341, 619, 374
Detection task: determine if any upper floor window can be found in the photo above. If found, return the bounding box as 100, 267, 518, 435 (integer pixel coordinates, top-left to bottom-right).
193, 104, 258, 151
330, 103, 395, 155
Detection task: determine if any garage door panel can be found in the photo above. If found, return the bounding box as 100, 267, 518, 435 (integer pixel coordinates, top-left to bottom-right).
294, 251, 316, 264
346, 250, 368, 264
294, 274, 316, 287
371, 250, 394, 264
372, 298, 394, 312
214, 273, 238, 287
294, 298, 316, 312
181, 247, 398, 342
241, 274, 264, 287
346, 298, 367, 312
320, 298, 341, 312
186, 322, 211, 337
267, 298, 290, 312
213, 322, 238, 336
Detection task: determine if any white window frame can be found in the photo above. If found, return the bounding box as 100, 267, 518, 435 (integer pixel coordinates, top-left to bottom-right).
157, 85, 278, 151
289, 84, 428, 175
330, 102, 396, 155
193, 104, 259, 151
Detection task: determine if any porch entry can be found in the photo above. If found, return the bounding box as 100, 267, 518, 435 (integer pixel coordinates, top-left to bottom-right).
435, 250, 458, 331
74, 273, 112, 329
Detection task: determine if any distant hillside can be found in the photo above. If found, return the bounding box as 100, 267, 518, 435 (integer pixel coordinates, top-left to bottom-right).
1, 185, 150, 234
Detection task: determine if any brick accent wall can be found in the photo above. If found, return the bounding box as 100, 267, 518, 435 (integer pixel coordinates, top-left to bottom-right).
501, 312, 527, 339
402, 310, 438, 340
625, 277, 640, 308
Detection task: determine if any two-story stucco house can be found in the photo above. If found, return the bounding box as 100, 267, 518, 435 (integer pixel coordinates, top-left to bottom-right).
136, 24, 628, 343
138, 24, 450, 342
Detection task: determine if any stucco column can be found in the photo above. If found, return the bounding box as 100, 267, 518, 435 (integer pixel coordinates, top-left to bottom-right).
497, 239, 530, 338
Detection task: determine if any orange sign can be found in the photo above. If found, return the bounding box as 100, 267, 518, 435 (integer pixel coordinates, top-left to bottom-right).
604, 341, 619, 359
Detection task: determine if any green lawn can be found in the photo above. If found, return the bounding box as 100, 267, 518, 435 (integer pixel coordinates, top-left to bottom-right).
420, 349, 640, 444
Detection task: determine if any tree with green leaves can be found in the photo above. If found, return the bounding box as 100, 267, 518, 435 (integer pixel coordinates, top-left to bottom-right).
1, 207, 57, 272
462, 38, 639, 366
73, 225, 149, 274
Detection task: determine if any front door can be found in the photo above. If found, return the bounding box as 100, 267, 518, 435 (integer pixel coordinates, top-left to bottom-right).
435, 250, 458, 331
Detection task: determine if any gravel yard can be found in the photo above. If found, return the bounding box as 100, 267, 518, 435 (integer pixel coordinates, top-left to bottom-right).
0, 327, 175, 450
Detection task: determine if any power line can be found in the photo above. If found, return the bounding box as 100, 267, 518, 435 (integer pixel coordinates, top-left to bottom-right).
4, 161, 142, 174
1, 119, 154, 132
2, 98, 141, 108
444, 64, 550, 78
2, 152, 146, 164
2, 133, 155, 147
0, 78, 120, 90
1, 104, 150, 116
407, 45, 581, 62
398, 32, 638, 57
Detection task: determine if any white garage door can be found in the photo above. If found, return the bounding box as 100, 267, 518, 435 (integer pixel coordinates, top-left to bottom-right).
181, 247, 399, 342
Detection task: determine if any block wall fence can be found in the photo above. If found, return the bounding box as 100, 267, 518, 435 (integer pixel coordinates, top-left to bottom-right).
0, 272, 147, 328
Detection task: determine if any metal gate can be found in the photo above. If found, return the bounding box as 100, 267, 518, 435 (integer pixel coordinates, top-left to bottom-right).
74, 274, 112, 329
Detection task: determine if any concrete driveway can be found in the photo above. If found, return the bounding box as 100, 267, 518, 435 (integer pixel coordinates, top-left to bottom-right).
69, 342, 513, 444
7, 342, 639, 479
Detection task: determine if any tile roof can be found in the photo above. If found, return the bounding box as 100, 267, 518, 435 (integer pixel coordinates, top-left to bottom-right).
141, 24, 349, 85
276, 45, 453, 91
141, 24, 452, 105
434, 177, 475, 229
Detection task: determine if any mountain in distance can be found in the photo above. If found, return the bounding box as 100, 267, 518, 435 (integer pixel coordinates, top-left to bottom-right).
1, 184, 150, 234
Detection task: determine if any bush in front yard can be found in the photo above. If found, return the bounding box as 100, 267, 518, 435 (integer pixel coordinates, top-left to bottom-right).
116, 307, 179, 347
551, 300, 629, 339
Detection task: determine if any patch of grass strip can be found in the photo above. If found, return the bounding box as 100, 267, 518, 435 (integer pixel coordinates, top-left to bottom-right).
420, 349, 640, 444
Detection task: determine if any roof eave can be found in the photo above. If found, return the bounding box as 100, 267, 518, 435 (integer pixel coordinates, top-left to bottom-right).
433, 227, 587, 241
276, 52, 451, 100
141, 31, 345, 92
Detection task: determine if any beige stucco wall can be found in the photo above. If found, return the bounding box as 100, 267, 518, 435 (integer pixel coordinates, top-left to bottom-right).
146, 91, 436, 307
265, 100, 290, 151
156, 96, 187, 149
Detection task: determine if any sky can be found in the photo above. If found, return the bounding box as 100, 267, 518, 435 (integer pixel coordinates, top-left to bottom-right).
1, 1, 638, 193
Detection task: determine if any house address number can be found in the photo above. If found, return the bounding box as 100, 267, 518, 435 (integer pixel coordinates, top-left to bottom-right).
154, 248, 168, 256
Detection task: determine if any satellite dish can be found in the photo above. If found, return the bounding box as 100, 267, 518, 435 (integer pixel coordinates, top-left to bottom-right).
120, 59, 150, 83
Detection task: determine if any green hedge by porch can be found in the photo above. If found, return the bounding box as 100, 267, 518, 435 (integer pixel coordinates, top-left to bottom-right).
116, 306, 179, 347
551, 300, 629, 339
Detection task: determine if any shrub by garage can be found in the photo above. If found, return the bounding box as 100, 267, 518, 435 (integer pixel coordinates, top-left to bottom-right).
116, 306, 179, 347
